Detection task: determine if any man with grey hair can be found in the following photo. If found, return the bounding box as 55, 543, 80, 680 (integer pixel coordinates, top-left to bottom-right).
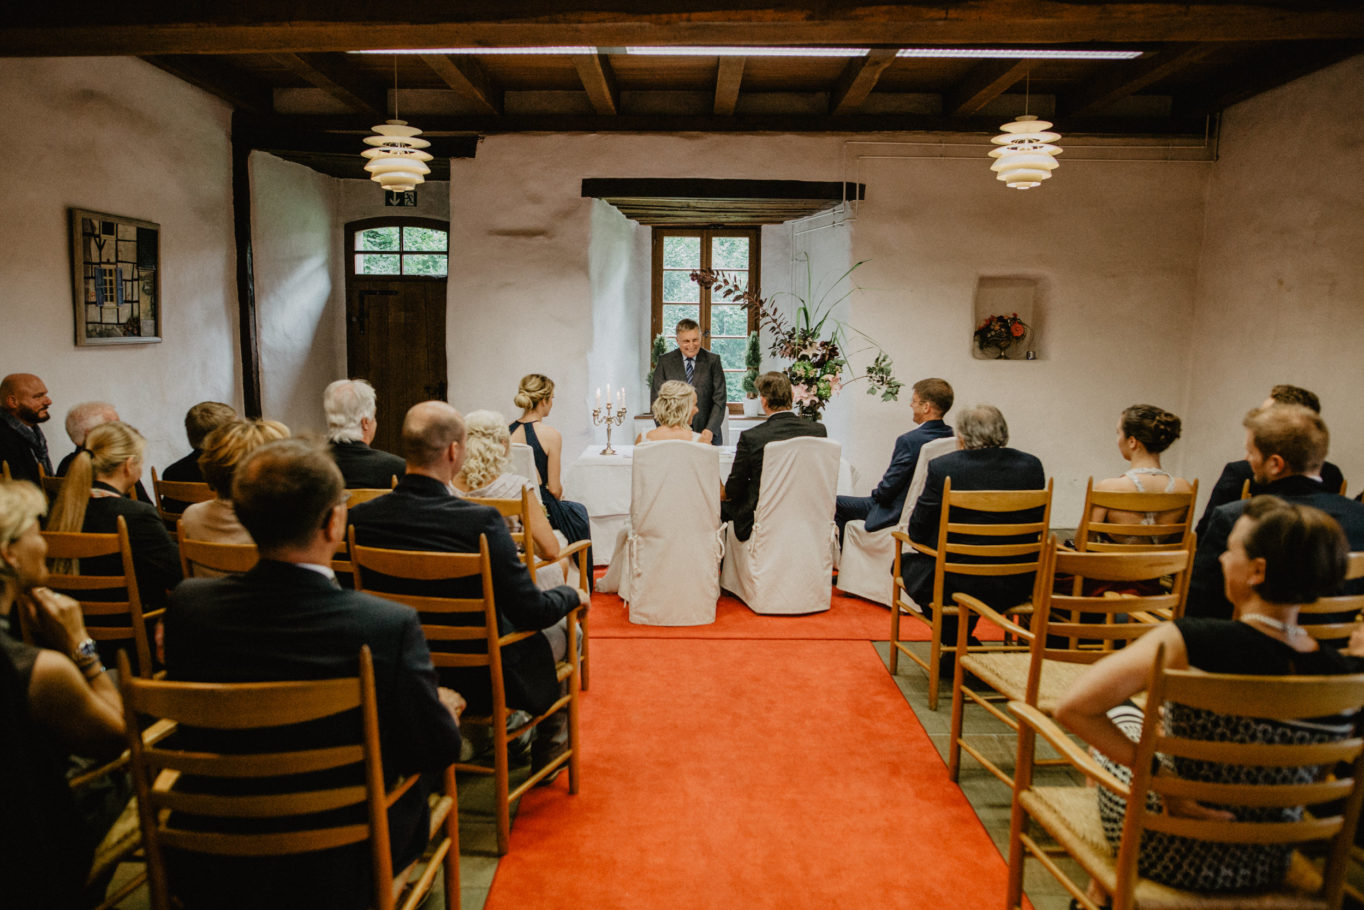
324, 378, 405, 488
904, 404, 1045, 663
54, 400, 152, 502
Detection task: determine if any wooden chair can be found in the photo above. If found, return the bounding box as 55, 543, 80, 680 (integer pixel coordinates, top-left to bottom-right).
1296, 550, 1364, 645
1241, 476, 1348, 498
117, 647, 459, 910
349, 531, 581, 856
1073, 476, 1197, 553
347, 486, 393, 508
948, 541, 1194, 787
36, 462, 63, 500
176, 522, 259, 577
467, 486, 594, 688
150, 466, 214, 528
1, 460, 9, 480
890, 478, 1053, 710
41, 515, 158, 677
1006, 645, 1364, 910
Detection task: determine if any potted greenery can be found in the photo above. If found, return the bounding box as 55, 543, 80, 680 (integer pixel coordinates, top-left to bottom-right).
644, 333, 668, 393
741, 330, 762, 416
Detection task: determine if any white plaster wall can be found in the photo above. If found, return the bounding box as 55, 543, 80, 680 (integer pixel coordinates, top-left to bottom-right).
1184, 54, 1364, 506
249, 152, 344, 436
588, 200, 648, 446
0, 57, 238, 477
337, 179, 450, 226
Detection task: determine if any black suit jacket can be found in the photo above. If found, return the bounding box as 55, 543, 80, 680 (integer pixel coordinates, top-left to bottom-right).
1195, 457, 1346, 539
650, 347, 727, 444
348, 474, 580, 714
329, 440, 406, 489
164, 560, 462, 910
161, 448, 205, 483
1187, 474, 1364, 619
904, 447, 1047, 611
865, 420, 955, 532
722, 410, 828, 542
0, 419, 49, 486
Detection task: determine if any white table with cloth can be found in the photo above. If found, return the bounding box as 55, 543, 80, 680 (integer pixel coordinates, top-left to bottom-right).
563, 443, 857, 565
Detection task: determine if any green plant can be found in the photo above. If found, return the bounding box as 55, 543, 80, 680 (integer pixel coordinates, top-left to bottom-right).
645, 333, 668, 389
742, 330, 762, 397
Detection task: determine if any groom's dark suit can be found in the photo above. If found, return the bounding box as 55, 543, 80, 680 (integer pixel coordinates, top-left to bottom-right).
164, 560, 463, 910
651, 346, 728, 444
722, 410, 828, 542
836, 418, 954, 536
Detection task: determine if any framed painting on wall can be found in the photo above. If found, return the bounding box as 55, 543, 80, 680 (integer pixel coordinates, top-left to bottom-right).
69, 208, 161, 345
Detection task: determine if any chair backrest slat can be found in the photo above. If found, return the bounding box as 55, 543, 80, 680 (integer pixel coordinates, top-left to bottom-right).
43, 516, 150, 675
178, 523, 259, 577
1074, 476, 1198, 553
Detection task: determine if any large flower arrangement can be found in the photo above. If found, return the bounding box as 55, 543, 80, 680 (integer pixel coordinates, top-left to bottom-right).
974, 312, 1030, 359
691, 257, 902, 421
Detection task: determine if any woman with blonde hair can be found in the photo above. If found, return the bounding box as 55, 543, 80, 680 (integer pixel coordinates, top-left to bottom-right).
636, 380, 701, 444
48, 421, 181, 614
509, 373, 592, 569
180, 418, 290, 546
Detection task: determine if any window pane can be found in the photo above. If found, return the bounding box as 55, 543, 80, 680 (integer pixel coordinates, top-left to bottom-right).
711, 236, 750, 270
403, 253, 448, 276
355, 253, 400, 275
710, 270, 749, 303
724, 371, 746, 402
662, 270, 699, 303
356, 227, 399, 252
662, 235, 700, 269
710, 304, 748, 337
403, 226, 448, 252
711, 336, 747, 367
661, 304, 699, 342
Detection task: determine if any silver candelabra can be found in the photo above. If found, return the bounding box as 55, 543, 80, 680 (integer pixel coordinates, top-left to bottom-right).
592, 402, 628, 455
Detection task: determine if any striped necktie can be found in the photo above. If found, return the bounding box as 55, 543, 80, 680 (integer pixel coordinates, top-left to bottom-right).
685, 357, 695, 384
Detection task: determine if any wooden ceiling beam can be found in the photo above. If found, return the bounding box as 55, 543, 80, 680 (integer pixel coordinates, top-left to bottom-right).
271, 52, 385, 116
830, 48, 898, 115
945, 59, 1035, 117
713, 56, 745, 116
142, 55, 274, 114
419, 53, 503, 116
6, 3, 1364, 56
573, 53, 620, 115
1060, 44, 1216, 117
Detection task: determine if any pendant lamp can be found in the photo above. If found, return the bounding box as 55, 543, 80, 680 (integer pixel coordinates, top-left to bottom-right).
361, 57, 432, 192
989, 114, 1062, 190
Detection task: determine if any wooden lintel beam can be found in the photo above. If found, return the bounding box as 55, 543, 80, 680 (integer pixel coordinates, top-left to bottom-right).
271, 52, 385, 116
830, 48, 898, 115
143, 55, 273, 114
1063, 44, 1216, 117
713, 56, 745, 116
419, 53, 503, 116
573, 53, 619, 115
945, 60, 1036, 117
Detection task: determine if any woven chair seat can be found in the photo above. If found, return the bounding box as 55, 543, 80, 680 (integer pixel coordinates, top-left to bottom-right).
961, 651, 1091, 714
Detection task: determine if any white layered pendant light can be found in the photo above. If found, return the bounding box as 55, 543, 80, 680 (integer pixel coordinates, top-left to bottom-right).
988, 76, 1063, 190
361, 57, 432, 192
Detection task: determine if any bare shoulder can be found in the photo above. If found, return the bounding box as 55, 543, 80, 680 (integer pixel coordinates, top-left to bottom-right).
539, 424, 563, 448
1093, 475, 1134, 493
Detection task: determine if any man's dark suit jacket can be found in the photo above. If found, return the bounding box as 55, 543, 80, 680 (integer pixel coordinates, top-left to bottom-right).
1187, 474, 1364, 619
330, 439, 406, 489
348, 474, 580, 714
650, 346, 728, 444
1195, 457, 1346, 539
904, 447, 1047, 611
164, 560, 462, 910
0, 418, 48, 485
864, 419, 955, 532
723, 410, 828, 542
161, 448, 205, 483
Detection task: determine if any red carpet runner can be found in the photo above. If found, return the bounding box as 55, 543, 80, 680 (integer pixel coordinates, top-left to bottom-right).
484, 637, 1013, 910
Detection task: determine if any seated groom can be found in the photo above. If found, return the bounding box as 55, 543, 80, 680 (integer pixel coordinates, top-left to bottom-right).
835, 377, 954, 544
721, 371, 827, 542
348, 400, 588, 777
163, 438, 465, 910
904, 404, 1045, 668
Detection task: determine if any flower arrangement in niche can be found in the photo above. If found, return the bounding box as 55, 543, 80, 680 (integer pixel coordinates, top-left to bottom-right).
974, 312, 1030, 359
691, 256, 903, 422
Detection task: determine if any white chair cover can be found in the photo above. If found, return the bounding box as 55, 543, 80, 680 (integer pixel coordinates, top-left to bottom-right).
598, 441, 723, 625
720, 436, 841, 615
836, 435, 958, 606
508, 443, 541, 492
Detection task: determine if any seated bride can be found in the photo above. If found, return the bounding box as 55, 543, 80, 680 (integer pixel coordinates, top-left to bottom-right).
637, 380, 702, 444
451, 409, 567, 587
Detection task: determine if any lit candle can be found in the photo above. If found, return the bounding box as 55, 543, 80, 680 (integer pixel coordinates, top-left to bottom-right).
606, 383, 612, 406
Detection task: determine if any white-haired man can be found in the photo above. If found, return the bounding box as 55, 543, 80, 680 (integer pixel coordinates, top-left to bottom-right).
324, 378, 405, 489
54, 400, 152, 502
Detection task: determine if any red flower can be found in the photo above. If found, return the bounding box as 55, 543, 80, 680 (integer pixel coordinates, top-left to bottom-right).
1011, 322, 1025, 337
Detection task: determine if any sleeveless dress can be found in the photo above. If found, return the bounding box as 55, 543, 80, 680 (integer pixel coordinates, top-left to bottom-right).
511, 420, 594, 579
1097, 618, 1361, 891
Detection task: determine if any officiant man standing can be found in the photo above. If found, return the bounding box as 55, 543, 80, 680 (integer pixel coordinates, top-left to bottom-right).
650, 318, 727, 445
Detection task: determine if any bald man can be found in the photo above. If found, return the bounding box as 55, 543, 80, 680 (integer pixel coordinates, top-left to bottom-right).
0, 373, 53, 484
348, 400, 588, 780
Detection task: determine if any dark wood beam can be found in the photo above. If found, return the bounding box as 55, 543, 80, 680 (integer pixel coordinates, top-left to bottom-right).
6, 3, 1364, 55
713, 56, 744, 116
230, 116, 262, 419
142, 55, 274, 114
573, 53, 619, 115
582, 179, 866, 201
271, 52, 385, 116
945, 60, 1035, 117
419, 53, 503, 116
1061, 44, 1215, 117
830, 48, 898, 115
1174, 39, 1364, 116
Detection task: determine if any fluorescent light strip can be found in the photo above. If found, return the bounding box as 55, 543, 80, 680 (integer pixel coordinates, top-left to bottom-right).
349, 46, 598, 55
897, 47, 1142, 60
626, 46, 869, 57
349, 45, 1141, 60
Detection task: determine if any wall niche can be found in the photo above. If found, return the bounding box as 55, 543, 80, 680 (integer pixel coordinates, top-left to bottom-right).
972, 275, 1039, 360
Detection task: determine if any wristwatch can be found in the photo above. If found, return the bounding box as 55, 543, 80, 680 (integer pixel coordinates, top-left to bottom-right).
75, 638, 100, 663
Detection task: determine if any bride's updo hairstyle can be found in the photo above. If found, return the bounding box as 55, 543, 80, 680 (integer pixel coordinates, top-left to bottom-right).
458, 410, 511, 490
514, 374, 555, 411
1121, 404, 1182, 454
651, 380, 696, 429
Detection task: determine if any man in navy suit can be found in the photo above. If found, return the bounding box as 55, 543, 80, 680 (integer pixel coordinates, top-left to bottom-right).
904, 404, 1046, 653
1188, 404, 1364, 619
164, 439, 464, 910
348, 400, 588, 773
835, 377, 954, 544
650, 318, 728, 445
721, 372, 827, 542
